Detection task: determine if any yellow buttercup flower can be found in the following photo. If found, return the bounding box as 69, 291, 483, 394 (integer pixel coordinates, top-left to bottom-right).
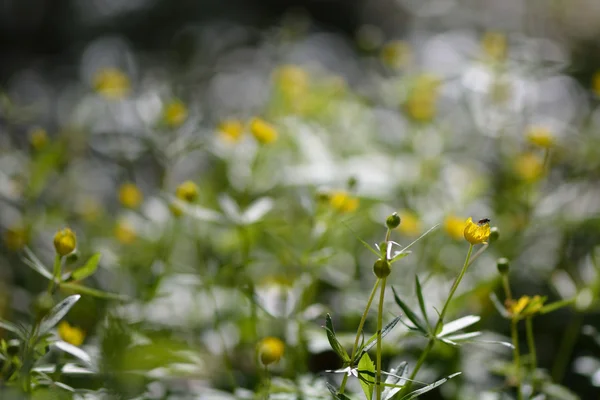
507, 295, 545, 318
258, 337, 285, 366
397, 210, 421, 237
249, 118, 278, 144
526, 126, 555, 148
463, 217, 490, 245
57, 321, 85, 347
481, 32, 507, 63
514, 153, 544, 182
53, 228, 77, 256
405, 74, 440, 123
118, 183, 143, 209
381, 40, 411, 69
93, 68, 131, 99
218, 119, 244, 143
329, 191, 359, 213
114, 221, 136, 244
163, 100, 188, 127
3, 225, 28, 251
175, 180, 199, 203
29, 128, 48, 150
444, 215, 467, 240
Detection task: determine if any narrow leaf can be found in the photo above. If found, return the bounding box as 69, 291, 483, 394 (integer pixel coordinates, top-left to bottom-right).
60, 282, 128, 301
324, 314, 350, 363
443, 332, 482, 341
437, 315, 480, 338
326, 382, 352, 400
342, 222, 381, 258
54, 341, 93, 366
400, 372, 462, 400
399, 224, 440, 253
38, 295, 81, 336
414, 276, 430, 331
539, 298, 575, 315
0, 320, 20, 335
359, 317, 402, 360
382, 361, 408, 400
392, 287, 427, 333
22, 247, 53, 280
72, 253, 101, 281
358, 353, 375, 400
489, 292, 510, 318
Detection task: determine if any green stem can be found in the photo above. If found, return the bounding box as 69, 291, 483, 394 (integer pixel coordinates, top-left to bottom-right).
47, 255, 62, 294
512, 318, 523, 400
376, 277, 387, 400
551, 314, 582, 383
502, 275, 513, 302
339, 279, 381, 394
526, 317, 536, 374
399, 244, 474, 395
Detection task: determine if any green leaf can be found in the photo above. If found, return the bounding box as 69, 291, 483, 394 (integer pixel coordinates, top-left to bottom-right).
392, 287, 427, 334
38, 295, 81, 336
0, 320, 20, 335
53, 341, 93, 367
71, 253, 102, 281
414, 276, 430, 331
358, 353, 375, 400
22, 247, 53, 280
324, 314, 350, 363
437, 315, 480, 338
489, 292, 510, 318
358, 317, 401, 362
399, 372, 461, 400
382, 362, 408, 400
342, 222, 381, 258
539, 298, 575, 315
325, 382, 352, 400
60, 282, 128, 301
399, 224, 440, 254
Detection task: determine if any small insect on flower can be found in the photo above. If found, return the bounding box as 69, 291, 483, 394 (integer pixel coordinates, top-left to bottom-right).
463, 217, 491, 245
478, 218, 490, 225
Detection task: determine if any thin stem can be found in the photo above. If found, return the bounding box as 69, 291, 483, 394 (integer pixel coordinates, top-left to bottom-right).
512, 318, 523, 400
502, 275, 513, 302
526, 317, 537, 374
376, 277, 387, 400
48, 255, 62, 294
339, 279, 381, 394
263, 365, 271, 400
399, 244, 474, 395
551, 314, 582, 383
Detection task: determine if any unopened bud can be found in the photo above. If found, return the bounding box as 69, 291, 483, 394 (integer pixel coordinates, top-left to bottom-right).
497, 258, 510, 275
386, 213, 401, 229
373, 258, 391, 278
489, 226, 500, 243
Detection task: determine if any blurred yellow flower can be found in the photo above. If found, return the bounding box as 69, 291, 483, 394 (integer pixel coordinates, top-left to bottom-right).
115, 221, 136, 244
526, 126, 555, 148
329, 191, 359, 213
463, 217, 490, 245
93, 68, 131, 99
118, 183, 143, 209
405, 74, 440, 123
53, 228, 77, 256
78, 197, 103, 223
29, 128, 48, 150
444, 215, 467, 240
3, 225, 28, 251
507, 295, 545, 318
218, 119, 244, 143
481, 32, 507, 62
57, 321, 85, 347
592, 71, 600, 97
258, 337, 285, 365
514, 153, 544, 182
275, 65, 309, 98
397, 210, 421, 237
169, 202, 184, 218
176, 180, 199, 203
249, 118, 278, 144
163, 100, 188, 127
381, 40, 411, 69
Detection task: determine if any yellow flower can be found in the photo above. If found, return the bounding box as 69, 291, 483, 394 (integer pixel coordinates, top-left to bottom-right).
57, 321, 85, 347
53, 228, 77, 256
163, 100, 188, 127
514, 153, 544, 182
118, 183, 143, 209
115, 221, 136, 244
93, 68, 131, 99
175, 180, 199, 203
169, 202, 184, 218
463, 218, 490, 245
275, 65, 309, 98
592, 71, 600, 97
78, 197, 103, 223
444, 215, 467, 240
29, 128, 48, 150
218, 119, 244, 143
405, 74, 440, 123
397, 210, 421, 237
249, 118, 278, 144
526, 126, 555, 148
3, 225, 28, 251
481, 32, 507, 62
380, 40, 411, 69
329, 191, 359, 213
258, 337, 285, 365
507, 295, 546, 318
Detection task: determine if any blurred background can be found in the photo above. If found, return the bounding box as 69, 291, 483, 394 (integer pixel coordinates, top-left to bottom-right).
2, 0, 600, 399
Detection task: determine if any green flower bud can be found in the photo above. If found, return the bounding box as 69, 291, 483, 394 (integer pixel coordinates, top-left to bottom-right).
54, 227, 77, 256
489, 226, 500, 243
386, 212, 401, 229
373, 258, 391, 278
497, 257, 510, 275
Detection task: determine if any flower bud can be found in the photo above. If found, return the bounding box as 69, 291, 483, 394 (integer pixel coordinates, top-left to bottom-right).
489, 226, 499, 243
386, 213, 401, 229
373, 258, 391, 278
53, 228, 77, 256
258, 337, 285, 365
497, 257, 510, 275
175, 181, 199, 203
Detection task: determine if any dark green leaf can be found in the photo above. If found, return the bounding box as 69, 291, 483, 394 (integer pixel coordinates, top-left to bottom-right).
358, 317, 401, 361
71, 253, 101, 281
326, 382, 352, 400
414, 276, 430, 331
38, 295, 81, 336
325, 314, 350, 363
392, 287, 427, 333
399, 372, 461, 400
